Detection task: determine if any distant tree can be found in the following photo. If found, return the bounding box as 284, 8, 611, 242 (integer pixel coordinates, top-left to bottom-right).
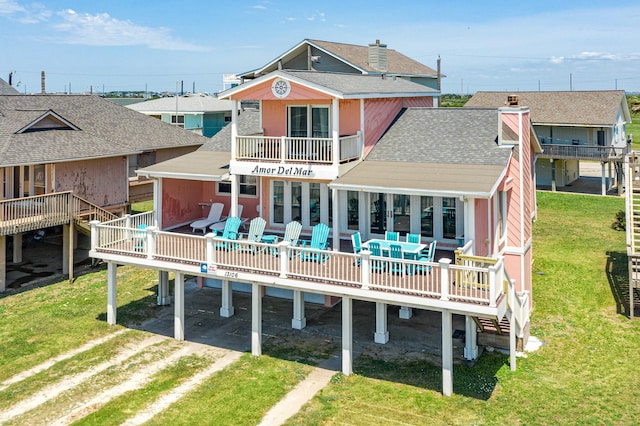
440, 94, 472, 108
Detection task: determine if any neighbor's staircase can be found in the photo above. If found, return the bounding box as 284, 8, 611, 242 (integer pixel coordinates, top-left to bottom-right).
626, 152, 640, 317
0, 191, 117, 237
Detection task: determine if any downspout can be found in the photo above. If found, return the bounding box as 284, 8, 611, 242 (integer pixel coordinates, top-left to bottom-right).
518, 111, 525, 293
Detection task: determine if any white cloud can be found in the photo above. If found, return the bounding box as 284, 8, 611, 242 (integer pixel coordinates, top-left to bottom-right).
251, 5, 267, 10
52, 9, 209, 52
0, 0, 50, 23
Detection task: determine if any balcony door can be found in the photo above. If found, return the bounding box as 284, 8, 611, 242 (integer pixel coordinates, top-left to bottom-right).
288, 106, 329, 138
270, 180, 330, 229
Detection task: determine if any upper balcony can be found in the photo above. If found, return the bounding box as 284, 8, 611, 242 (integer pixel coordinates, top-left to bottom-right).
231, 133, 363, 179
538, 143, 628, 161
235, 133, 362, 164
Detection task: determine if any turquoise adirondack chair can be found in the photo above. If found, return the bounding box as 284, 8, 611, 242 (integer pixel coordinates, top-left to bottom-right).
351, 231, 362, 265
238, 217, 266, 253
212, 216, 242, 250
416, 240, 437, 273
369, 241, 386, 273
300, 223, 330, 262
389, 243, 408, 275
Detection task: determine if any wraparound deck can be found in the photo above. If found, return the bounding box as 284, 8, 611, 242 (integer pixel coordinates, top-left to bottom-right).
89, 212, 509, 318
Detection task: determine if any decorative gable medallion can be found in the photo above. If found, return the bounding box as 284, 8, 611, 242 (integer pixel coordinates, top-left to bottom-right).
271, 78, 291, 99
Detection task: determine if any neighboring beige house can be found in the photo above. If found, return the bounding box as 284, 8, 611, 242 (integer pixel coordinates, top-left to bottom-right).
0, 92, 209, 290
466, 91, 631, 195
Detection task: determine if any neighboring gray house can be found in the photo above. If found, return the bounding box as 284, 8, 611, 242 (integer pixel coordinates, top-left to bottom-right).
238, 38, 443, 98
466, 91, 632, 195
127, 93, 233, 138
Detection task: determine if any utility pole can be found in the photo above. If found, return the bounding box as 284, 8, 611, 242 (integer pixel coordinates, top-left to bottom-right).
569, 73, 573, 91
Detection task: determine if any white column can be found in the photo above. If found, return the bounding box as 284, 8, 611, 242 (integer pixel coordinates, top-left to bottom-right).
220, 279, 235, 317
399, 306, 413, 319
68, 223, 74, 281
12, 233, 22, 263
292, 290, 306, 329
0, 236, 6, 292
174, 271, 184, 341
374, 302, 389, 344
153, 178, 162, 228
107, 262, 117, 325
442, 310, 453, 396
342, 296, 353, 375
252, 283, 262, 357
464, 315, 479, 360
601, 161, 607, 196
231, 99, 238, 161
230, 174, 239, 217
332, 97, 340, 167
157, 271, 170, 306
332, 187, 340, 252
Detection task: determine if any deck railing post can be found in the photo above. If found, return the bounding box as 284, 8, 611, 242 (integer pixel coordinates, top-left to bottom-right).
361, 250, 370, 290
90, 220, 100, 251
279, 241, 289, 278
280, 136, 286, 163
146, 226, 157, 260
205, 232, 216, 266
124, 214, 132, 239
439, 258, 451, 301
488, 264, 498, 307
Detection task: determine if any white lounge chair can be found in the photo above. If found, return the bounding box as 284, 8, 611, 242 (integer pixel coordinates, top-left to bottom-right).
210, 205, 244, 232
190, 203, 224, 234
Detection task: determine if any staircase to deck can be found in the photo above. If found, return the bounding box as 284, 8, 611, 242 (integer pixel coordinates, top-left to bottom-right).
455, 249, 531, 350
626, 152, 640, 317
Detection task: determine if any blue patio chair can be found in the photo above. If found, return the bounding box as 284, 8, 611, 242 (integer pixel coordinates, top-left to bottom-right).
212, 216, 242, 250
237, 217, 266, 253
132, 224, 147, 251
369, 241, 386, 273
385, 231, 399, 241
389, 243, 408, 275
351, 231, 363, 265
416, 240, 437, 274
300, 223, 330, 262
406, 233, 421, 244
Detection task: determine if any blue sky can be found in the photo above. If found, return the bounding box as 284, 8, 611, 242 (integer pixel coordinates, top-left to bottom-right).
1, 0, 638, 95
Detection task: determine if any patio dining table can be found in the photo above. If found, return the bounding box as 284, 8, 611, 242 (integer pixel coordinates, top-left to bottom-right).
361, 238, 426, 259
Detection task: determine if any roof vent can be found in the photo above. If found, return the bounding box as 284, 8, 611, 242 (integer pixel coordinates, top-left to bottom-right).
368, 39, 388, 72
507, 95, 519, 106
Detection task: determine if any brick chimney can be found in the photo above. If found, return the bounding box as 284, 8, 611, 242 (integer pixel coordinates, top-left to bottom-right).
368, 39, 388, 72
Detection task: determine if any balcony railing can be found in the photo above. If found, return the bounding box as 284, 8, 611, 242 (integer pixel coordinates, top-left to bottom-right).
91, 214, 506, 309
539, 143, 627, 161
236, 132, 362, 165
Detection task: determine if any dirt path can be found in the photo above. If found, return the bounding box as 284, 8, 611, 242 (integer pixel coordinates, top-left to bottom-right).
0, 335, 166, 423
0, 329, 127, 392
121, 350, 244, 426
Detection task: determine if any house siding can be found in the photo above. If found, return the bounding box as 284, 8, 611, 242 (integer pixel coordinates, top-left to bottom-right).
363, 98, 403, 156
54, 157, 127, 208
474, 198, 489, 257
232, 80, 331, 101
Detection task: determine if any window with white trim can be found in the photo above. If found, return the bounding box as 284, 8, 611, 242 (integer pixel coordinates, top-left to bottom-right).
217, 175, 257, 196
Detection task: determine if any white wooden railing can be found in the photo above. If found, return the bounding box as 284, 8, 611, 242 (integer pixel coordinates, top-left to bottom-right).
235, 132, 362, 164
0, 191, 117, 235
91, 220, 506, 307
539, 143, 627, 160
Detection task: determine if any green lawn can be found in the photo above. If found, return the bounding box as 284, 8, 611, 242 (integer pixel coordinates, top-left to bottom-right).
630, 114, 640, 151
1, 191, 640, 424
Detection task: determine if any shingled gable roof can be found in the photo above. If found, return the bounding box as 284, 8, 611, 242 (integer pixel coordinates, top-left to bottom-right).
239, 39, 439, 79
331, 108, 514, 197
219, 70, 438, 101
0, 95, 208, 167
0, 78, 19, 95
465, 90, 631, 127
